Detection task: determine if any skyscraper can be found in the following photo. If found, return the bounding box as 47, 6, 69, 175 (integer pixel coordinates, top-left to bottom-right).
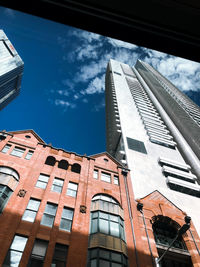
105, 59, 200, 237
0, 30, 24, 110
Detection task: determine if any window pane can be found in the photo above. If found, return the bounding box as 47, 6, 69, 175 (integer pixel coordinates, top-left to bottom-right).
10, 235, 28, 251
99, 212, 109, 219
41, 214, 54, 227
68, 182, 78, 190
93, 170, 98, 179
39, 174, 49, 182
92, 212, 98, 219
60, 218, 72, 231
11, 147, 25, 157
110, 222, 120, 237
45, 204, 57, 215
101, 172, 111, 183
27, 199, 40, 211
36, 181, 47, 189
99, 259, 110, 267
25, 151, 33, 160
111, 252, 122, 262
91, 259, 97, 267
54, 178, 64, 186
67, 189, 76, 197
32, 240, 48, 257
52, 185, 62, 193
91, 219, 98, 233
111, 263, 122, 267
4, 250, 22, 267
99, 219, 109, 234
114, 176, 119, 185
110, 214, 118, 222
99, 249, 110, 259
22, 210, 36, 222
90, 249, 98, 259
1, 144, 11, 153
62, 208, 73, 219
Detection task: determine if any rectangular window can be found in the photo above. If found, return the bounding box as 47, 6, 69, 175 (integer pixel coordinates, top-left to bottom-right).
101, 172, 111, 183
67, 182, 78, 197
22, 198, 41, 222
51, 178, 64, 193
3, 235, 28, 266
36, 174, 50, 189
59, 207, 74, 232
25, 150, 34, 160
10, 146, 25, 157
41, 203, 57, 227
114, 175, 119, 185
127, 137, 147, 154
93, 170, 98, 179
1, 144, 11, 153
51, 243, 68, 266
28, 239, 48, 266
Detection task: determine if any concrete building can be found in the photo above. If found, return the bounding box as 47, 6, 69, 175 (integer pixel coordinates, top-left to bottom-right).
105, 59, 200, 252
0, 130, 200, 266
0, 30, 24, 110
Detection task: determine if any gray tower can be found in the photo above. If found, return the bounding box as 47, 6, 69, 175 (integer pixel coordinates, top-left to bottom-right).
0, 30, 24, 110
105, 59, 200, 235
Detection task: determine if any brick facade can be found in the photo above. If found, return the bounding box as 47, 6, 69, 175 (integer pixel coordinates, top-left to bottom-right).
0, 130, 199, 266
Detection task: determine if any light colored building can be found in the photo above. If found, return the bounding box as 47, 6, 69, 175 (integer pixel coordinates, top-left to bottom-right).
105, 59, 200, 240
0, 30, 24, 110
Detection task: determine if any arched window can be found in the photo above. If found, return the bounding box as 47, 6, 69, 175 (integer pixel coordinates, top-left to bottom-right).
71, 163, 81, 174
152, 215, 187, 250
152, 215, 192, 267
58, 160, 69, 170
0, 166, 19, 213
45, 156, 56, 166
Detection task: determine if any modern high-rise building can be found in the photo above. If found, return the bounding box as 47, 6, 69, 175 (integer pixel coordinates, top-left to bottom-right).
105, 59, 200, 240
0, 30, 24, 110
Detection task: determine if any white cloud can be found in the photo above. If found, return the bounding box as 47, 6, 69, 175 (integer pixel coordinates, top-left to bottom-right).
83, 76, 105, 95
57, 90, 69, 96
71, 30, 101, 43
55, 99, 76, 109
144, 52, 200, 92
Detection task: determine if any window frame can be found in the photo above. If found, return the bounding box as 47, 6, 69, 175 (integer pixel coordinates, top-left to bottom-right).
1, 144, 11, 153
28, 239, 48, 266
22, 198, 41, 222
25, 150, 34, 160
3, 235, 28, 266
59, 207, 74, 232
66, 182, 78, 197
35, 174, 50, 189
51, 177, 64, 193
10, 146, 26, 158
101, 172, 111, 183
41, 202, 57, 228
51, 243, 68, 266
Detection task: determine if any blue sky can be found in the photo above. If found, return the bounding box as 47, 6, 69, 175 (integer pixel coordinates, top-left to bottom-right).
0, 7, 200, 156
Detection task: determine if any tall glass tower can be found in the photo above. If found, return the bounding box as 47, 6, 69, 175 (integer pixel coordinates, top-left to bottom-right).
105, 59, 200, 235
0, 30, 24, 110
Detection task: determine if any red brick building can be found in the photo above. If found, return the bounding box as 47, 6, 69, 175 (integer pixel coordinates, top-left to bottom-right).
0, 130, 200, 267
